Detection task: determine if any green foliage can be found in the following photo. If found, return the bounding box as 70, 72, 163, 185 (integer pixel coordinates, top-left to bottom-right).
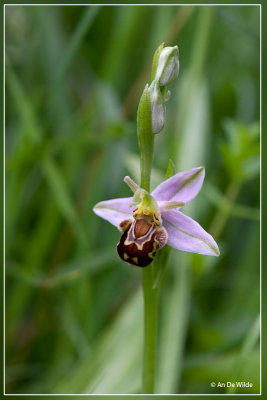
5, 5, 260, 395
220, 120, 260, 182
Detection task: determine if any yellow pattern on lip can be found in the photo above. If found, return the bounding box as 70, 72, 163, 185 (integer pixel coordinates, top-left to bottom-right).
136, 206, 152, 216
131, 189, 162, 227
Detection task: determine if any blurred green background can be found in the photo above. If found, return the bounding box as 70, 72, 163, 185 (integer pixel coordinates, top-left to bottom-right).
5, 5, 260, 395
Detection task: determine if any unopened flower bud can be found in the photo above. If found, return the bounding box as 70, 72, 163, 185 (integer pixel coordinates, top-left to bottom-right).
148, 80, 165, 134
155, 45, 179, 87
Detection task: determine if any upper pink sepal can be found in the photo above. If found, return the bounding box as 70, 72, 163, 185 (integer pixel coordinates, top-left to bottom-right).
151, 166, 205, 205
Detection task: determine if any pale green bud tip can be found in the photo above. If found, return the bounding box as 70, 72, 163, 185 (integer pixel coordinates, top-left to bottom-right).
155, 45, 179, 87
148, 80, 166, 134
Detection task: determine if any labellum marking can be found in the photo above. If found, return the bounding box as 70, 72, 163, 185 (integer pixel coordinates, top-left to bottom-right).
134, 219, 151, 238
117, 217, 168, 268
117, 181, 168, 267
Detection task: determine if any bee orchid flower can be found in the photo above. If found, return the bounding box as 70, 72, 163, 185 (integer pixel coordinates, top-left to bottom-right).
93, 166, 219, 267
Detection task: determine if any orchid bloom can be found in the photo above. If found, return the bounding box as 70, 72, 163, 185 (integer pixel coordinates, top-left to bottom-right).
93, 167, 219, 267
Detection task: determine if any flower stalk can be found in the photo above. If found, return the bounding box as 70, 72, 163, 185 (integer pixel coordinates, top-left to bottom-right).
137, 44, 179, 394
141, 265, 158, 393
137, 82, 157, 394
137, 84, 154, 191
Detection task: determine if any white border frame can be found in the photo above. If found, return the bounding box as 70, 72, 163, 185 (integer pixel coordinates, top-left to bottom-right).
3, 2, 262, 397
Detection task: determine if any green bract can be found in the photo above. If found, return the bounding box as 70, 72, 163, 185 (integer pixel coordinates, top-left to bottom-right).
148, 80, 166, 134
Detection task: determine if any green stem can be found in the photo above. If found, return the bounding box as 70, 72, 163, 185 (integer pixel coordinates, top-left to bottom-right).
138, 85, 154, 192
137, 83, 157, 394
140, 140, 157, 394
137, 41, 180, 393
142, 267, 158, 393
